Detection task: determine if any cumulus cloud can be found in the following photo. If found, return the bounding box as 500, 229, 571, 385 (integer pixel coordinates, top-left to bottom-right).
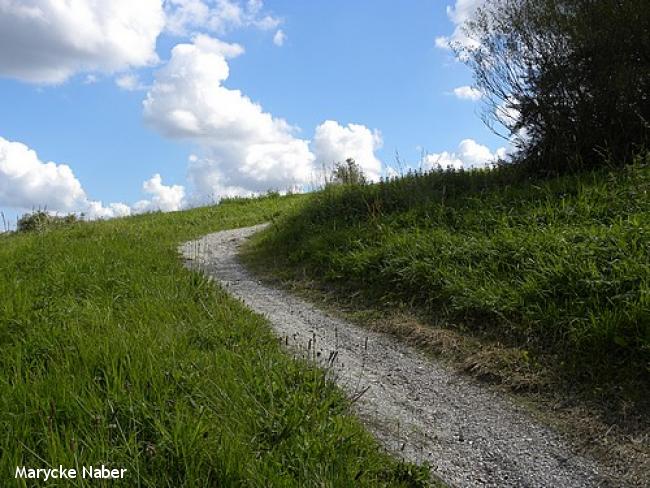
273, 29, 286, 46
85, 201, 132, 219
144, 36, 384, 200
192, 33, 245, 58
0, 136, 87, 211
435, 0, 484, 51
165, 0, 281, 36
0, 136, 132, 218
0, 136, 189, 220
453, 85, 482, 101
116, 73, 147, 91
423, 139, 506, 170
312, 121, 383, 181
133, 174, 185, 212
84, 74, 99, 84
0, 0, 164, 84
186, 155, 251, 202
143, 35, 321, 200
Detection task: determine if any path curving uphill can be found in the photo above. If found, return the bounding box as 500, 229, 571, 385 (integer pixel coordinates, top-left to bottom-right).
181, 224, 613, 488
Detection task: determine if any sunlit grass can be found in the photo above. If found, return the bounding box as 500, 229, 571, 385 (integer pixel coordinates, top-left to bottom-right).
0, 195, 431, 487
249, 160, 650, 391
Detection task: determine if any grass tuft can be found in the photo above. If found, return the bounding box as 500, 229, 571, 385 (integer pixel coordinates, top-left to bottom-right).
247, 161, 650, 399
0, 194, 433, 487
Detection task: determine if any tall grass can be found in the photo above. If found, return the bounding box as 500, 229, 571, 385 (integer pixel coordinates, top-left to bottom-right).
0, 195, 430, 487
250, 159, 650, 389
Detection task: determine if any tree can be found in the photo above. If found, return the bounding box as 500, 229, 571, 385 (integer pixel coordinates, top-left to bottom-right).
458, 0, 650, 173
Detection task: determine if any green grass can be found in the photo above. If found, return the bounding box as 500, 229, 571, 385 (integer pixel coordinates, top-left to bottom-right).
249, 160, 650, 395
0, 194, 431, 487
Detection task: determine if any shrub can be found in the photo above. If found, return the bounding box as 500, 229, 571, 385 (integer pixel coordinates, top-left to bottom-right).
17, 210, 78, 233
459, 0, 650, 172
331, 158, 368, 186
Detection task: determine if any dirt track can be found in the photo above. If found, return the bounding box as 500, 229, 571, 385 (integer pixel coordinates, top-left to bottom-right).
181, 224, 614, 488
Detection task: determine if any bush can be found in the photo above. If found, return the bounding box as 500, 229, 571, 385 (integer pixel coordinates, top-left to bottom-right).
17, 210, 78, 233
460, 0, 650, 172
331, 158, 368, 186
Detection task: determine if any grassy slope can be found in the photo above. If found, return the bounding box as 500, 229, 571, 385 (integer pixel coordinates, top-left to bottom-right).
248, 163, 649, 399
0, 195, 431, 488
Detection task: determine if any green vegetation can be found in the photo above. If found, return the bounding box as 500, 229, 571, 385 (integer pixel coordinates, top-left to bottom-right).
17, 210, 78, 233
331, 159, 368, 186
461, 0, 649, 172
0, 195, 431, 487
249, 159, 650, 395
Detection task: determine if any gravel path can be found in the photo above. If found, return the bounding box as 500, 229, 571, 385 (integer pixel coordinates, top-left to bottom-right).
181, 224, 613, 488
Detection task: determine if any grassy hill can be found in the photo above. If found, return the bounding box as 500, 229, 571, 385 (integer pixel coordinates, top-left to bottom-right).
0, 196, 430, 487
246, 160, 650, 406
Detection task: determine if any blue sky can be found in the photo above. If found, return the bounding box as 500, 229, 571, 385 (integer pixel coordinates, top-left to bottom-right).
0, 0, 498, 225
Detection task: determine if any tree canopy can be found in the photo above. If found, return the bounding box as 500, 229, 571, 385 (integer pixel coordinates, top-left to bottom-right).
458, 0, 650, 172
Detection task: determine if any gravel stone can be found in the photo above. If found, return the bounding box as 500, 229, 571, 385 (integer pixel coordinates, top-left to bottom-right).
181, 224, 616, 488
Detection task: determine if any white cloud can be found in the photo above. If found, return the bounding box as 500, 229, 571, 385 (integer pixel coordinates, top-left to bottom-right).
144, 37, 384, 200
0, 0, 165, 84
273, 29, 286, 46
0, 136, 131, 218
435, 0, 484, 50
423, 139, 505, 170
311, 121, 383, 181
453, 85, 482, 101
0, 136, 189, 220
192, 33, 245, 58
143, 35, 317, 200
435, 36, 451, 49
424, 151, 464, 171
164, 0, 211, 35
0, 136, 86, 211
186, 155, 251, 202
85, 201, 132, 219
84, 74, 99, 84
116, 73, 147, 91
164, 0, 280, 36
133, 174, 185, 212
